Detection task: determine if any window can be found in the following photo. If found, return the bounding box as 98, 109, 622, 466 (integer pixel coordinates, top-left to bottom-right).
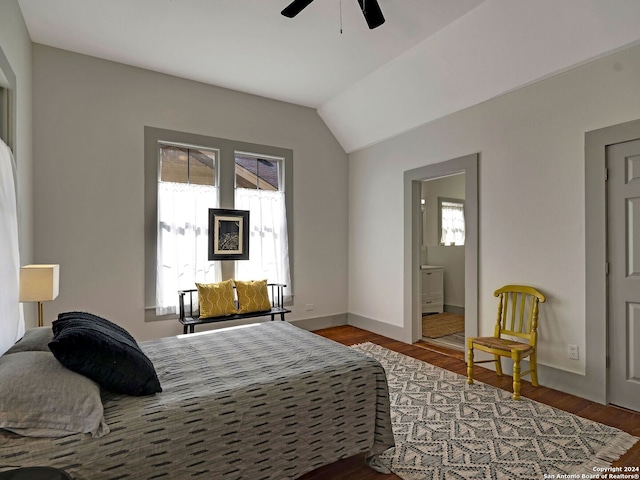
144, 127, 294, 320
234, 153, 291, 298
155, 144, 220, 315
439, 198, 465, 246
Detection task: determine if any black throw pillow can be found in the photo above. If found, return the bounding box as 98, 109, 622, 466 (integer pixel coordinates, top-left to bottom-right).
49, 315, 162, 396
54, 311, 136, 343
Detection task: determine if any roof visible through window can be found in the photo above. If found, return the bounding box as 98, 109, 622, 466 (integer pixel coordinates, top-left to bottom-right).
159, 144, 216, 186
235, 154, 281, 190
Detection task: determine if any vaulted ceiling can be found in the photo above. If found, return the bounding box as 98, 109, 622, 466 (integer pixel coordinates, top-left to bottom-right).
18, 0, 640, 152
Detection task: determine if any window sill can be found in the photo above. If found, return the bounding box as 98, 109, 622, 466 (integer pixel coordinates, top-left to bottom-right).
144, 307, 179, 323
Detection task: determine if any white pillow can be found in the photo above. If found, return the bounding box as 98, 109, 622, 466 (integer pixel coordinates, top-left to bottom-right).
0, 351, 109, 438
4, 327, 53, 354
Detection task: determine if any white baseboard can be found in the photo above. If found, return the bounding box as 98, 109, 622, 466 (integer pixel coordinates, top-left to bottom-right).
444, 305, 465, 315
479, 357, 598, 404
297, 313, 600, 404
290, 314, 348, 332
347, 313, 405, 341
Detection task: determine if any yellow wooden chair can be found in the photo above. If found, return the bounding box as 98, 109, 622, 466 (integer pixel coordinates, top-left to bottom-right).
466, 285, 546, 400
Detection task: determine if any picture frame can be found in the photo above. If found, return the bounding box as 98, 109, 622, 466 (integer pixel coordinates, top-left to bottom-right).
208, 208, 250, 260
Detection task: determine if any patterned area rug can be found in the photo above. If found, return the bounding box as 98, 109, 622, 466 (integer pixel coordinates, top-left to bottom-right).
351, 342, 638, 480
422, 313, 464, 338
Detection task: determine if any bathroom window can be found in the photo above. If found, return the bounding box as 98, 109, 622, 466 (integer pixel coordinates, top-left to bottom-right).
439, 198, 465, 246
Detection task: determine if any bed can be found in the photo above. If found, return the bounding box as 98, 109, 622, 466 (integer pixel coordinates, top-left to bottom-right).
0, 321, 394, 479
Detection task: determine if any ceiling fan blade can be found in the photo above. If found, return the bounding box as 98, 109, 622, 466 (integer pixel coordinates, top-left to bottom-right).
281, 0, 316, 18
357, 0, 385, 29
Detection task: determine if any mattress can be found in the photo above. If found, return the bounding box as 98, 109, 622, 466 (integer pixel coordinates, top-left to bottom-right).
0, 321, 394, 479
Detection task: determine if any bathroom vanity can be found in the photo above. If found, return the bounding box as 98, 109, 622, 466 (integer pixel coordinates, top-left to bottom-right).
421, 265, 444, 314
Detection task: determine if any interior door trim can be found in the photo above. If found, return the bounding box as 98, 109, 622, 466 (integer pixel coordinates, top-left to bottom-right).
404, 153, 478, 344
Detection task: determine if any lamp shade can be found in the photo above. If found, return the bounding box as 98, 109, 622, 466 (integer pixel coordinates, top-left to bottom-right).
19, 264, 60, 302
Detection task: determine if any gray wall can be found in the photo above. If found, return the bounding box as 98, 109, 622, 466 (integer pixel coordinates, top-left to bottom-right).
347, 43, 640, 402
32, 45, 349, 340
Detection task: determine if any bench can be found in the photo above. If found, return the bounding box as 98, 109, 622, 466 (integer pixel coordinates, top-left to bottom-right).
178, 283, 291, 334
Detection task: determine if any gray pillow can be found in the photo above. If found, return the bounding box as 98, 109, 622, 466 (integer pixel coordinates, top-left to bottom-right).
0, 351, 109, 438
5, 327, 53, 354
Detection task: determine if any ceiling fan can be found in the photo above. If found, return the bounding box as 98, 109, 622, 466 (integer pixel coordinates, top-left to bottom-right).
281, 0, 385, 30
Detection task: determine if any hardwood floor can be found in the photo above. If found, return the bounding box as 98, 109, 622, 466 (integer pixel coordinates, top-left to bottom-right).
298, 325, 640, 480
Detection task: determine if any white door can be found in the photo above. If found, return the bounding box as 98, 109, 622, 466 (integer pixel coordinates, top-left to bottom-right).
608, 138, 640, 411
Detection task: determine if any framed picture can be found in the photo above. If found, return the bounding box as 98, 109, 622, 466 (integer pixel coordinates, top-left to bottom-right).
208, 208, 250, 260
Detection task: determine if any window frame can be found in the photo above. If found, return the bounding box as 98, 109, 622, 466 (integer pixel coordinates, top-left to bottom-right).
0, 45, 17, 157
144, 127, 294, 322
438, 197, 465, 246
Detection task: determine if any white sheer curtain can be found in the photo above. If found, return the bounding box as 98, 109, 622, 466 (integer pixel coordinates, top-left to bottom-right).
234, 188, 291, 301
156, 182, 221, 315
440, 201, 466, 246
0, 139, 24, 354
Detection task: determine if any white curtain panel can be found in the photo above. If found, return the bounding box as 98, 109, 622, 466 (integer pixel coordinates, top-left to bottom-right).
440, 202, 466, 246
235, 188, 292, 301
156, 182, 221, 315
0, 139, 24, 354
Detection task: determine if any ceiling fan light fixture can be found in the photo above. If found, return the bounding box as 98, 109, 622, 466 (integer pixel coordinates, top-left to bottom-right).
281, 0, 315, 18
281, 0, 385, 29
357, 0, 385, 29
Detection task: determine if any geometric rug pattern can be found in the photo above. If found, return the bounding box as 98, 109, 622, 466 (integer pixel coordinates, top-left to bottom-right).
351, 342, 638, 480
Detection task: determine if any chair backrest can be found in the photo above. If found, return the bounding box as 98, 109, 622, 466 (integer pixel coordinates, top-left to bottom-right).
493, 285, 546, 345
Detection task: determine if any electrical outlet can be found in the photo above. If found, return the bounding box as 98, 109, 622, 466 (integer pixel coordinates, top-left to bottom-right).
568, 344, 579, 360
305, 304, 315, 311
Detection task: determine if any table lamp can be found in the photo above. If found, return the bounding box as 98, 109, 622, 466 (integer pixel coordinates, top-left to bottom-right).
19, 264, 59, 327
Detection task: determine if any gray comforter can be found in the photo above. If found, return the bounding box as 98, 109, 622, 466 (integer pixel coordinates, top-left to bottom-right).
0, 322, 394, 479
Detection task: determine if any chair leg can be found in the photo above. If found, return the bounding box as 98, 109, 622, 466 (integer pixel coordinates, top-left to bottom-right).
529, 351, 539, 387
494, 355, 503, 376
512, 351, 522, 400
466, 339, 474, 385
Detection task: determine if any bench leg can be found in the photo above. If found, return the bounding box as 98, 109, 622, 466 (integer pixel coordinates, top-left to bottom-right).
183, 325, 188, 335
280, 312, 285, 321
190, 325, 195, 334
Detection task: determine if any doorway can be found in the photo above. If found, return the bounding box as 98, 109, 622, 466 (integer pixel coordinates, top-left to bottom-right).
420, 174, 466, 351
403, 153, 478, 345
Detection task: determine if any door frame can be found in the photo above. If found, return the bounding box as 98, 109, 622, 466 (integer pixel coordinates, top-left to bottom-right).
404, 153, 478, 344
585, 119, 640, 404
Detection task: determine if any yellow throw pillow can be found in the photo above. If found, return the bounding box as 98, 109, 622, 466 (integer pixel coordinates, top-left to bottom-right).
234, 279, 271, 314
195, 280, 237, 318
